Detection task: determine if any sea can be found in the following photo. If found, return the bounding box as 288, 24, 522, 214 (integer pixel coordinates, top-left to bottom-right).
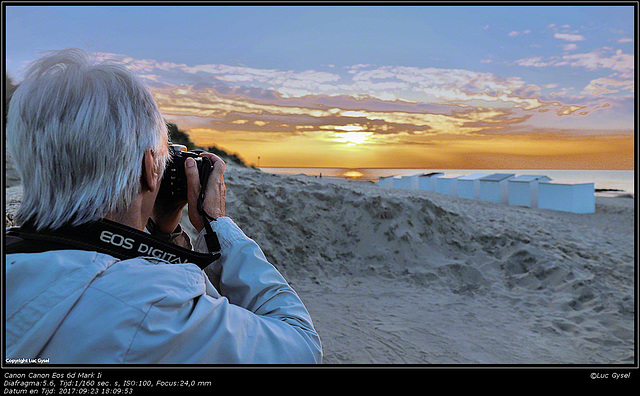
260, 168, 636, 194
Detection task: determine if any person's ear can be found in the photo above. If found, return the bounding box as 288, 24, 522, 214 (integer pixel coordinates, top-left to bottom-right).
141, 150, 159, 192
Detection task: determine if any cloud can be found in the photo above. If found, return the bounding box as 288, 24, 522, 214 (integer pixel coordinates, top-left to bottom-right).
554, 33, 586, 41
345, 65, 551, 109
153, 81, 550, 139
582, 76, 635, 96
563, 49, 633, 72
97, 52, 343, 97
509, 29, 531, 37
562, 43, 578, 51
514, 56, 550, 68
90, 52, 630, 145
514, 48, 634, 72
102, 52, 618, 113
556, 104, 587, 116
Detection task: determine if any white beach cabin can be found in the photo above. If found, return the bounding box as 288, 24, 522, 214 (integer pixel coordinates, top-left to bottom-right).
479, 173, 515, 204
417, 172, 444, 192
435, 175, 461, 196
376, 175, 395, 188
391, 176, 406, 189
538, 181, 595, 214
457, 173, 490, 199
507, 175, 552, 208
401, 172, 426, 190
393, 174, 416, 190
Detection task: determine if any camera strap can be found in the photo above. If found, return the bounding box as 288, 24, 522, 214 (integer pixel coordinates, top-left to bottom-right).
196, 157, 222, 254
5, 218, 220, 269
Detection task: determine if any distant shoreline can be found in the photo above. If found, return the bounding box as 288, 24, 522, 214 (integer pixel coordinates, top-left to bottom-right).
259, 166, 635, 171
260, 167, 635, 194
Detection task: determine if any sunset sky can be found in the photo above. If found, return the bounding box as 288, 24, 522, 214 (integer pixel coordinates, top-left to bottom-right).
5, 5, 635, 169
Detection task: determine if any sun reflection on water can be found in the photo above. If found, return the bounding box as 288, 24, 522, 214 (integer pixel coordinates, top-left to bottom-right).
341, 170, 365, 179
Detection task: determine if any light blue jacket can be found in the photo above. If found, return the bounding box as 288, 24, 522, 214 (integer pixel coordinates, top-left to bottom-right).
5, 217, 322, 364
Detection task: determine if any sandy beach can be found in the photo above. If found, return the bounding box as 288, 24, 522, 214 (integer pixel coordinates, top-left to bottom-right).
5, 162, 636, 365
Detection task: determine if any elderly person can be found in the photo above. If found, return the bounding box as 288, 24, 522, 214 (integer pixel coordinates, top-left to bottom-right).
5, 48, 321, 364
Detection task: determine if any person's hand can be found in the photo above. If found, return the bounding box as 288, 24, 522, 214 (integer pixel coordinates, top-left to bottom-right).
151, 194, 188, 235
185, 152, 226, 232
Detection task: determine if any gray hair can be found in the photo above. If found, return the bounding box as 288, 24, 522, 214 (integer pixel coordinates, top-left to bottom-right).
7, 48, 170, 230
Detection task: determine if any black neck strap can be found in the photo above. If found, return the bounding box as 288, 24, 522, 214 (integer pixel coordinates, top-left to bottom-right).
196, 156, 222, 253
5, 218, 220, 269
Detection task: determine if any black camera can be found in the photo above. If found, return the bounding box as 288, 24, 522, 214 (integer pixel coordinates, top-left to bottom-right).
158, 144, 212, 201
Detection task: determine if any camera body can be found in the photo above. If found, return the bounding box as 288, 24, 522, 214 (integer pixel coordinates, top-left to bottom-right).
158, 144, 212, 201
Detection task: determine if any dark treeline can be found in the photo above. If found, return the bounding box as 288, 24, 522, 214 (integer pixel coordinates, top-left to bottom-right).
166, 122, 251, 168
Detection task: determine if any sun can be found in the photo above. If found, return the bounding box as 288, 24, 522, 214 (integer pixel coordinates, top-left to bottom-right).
335, 132, 373, 146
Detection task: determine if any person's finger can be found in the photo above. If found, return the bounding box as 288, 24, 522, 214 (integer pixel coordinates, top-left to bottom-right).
185, 157, 199, 202
199, 152, 225, 173
207, 157, 225, 184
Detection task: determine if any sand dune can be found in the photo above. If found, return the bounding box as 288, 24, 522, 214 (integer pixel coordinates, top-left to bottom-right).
5, 163, 635, 364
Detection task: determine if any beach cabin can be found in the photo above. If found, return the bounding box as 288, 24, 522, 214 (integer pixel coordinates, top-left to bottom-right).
417, 172, 444, 192
479, 173, 515, 204
538, 181, 595, 214
391, 176, 407, 189
508, 175, 552, 208
457, 173, 490, 199
376, 175, 394, 188
435, 175, 461, 196
401, 173, 425, 190
393, 175, 414, 190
